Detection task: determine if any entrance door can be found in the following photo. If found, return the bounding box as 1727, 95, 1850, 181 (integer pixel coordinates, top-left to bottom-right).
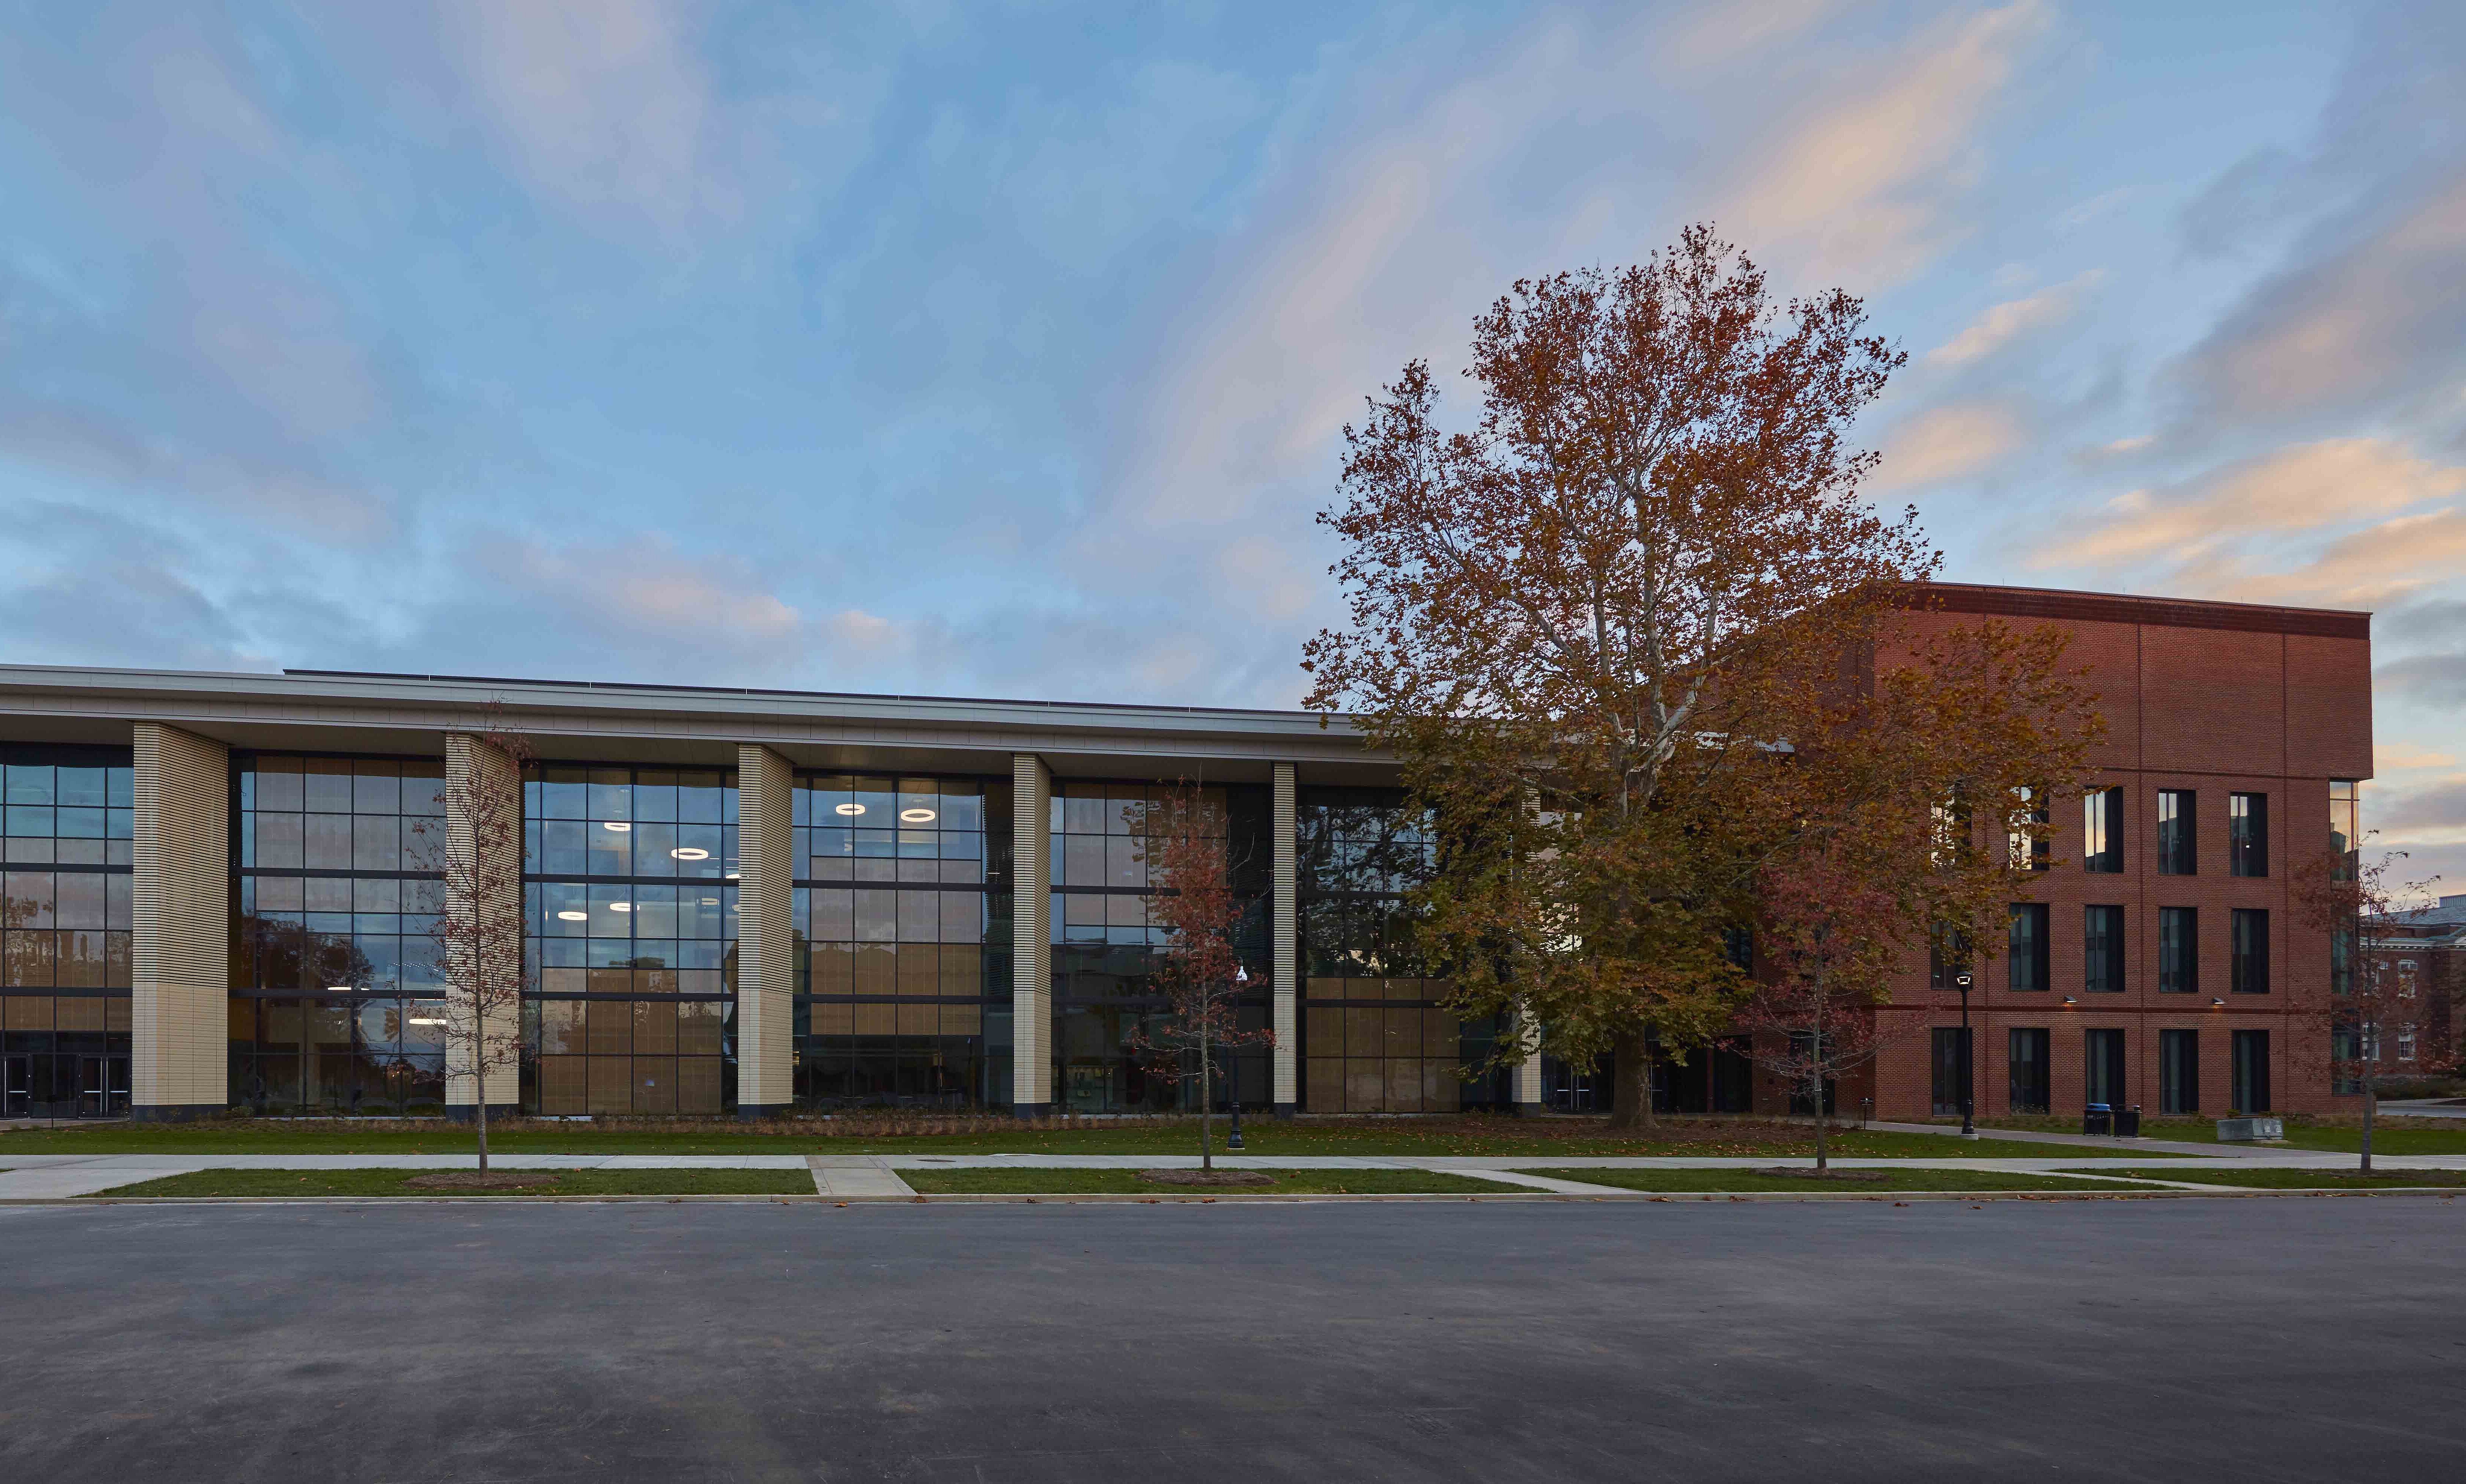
78, 1055, 129, 1118
3, 1055, 28, 1118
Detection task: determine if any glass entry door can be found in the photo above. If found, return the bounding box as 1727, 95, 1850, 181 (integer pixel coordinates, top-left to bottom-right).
3, 1055, 28, 1118
78, 1055, 129, 1118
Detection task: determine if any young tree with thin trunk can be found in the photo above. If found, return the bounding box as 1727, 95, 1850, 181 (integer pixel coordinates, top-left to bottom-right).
425, 717, 532, 1177
2293, 842, 2440, 1176
1734, 855, 1906, 1172
1130, 782, 1271, 1170
1304, 225, 1929, 1128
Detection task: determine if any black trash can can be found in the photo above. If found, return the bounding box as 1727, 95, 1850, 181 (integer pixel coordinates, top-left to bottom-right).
2114, 1105, 2141, 1137
2083, 1103, 2112, 1136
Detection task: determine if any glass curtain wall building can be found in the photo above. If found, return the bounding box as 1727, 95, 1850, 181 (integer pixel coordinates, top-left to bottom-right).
1297, 786, 1503, 1113
796, 773, 1008, 1109
524, 765, 738, 1115
229, 754, 447, 1114
1051, 780, 1271, 1112
0, 744, 134, 1118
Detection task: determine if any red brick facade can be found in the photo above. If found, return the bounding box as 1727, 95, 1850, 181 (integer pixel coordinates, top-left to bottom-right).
1850, 583, 2374, 1121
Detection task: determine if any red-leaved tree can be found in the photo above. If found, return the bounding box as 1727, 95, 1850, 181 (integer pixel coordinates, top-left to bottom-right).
2293, 841, 2441, 1175
1131, 782, 1272, 1170
1734, 852, 1913, 1171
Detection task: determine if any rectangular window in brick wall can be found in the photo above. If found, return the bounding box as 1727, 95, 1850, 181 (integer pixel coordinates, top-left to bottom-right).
2083, 905, 2124, 993
2082, 786, 2124, 873
2007, 904, 2049, 992
2161, 1029, 2200, 1114
2084, 1028, 2126, 1108
2232, 1028, 2271, 1113
2159, 907, 2199, 994
2232, 909, 2270, 994
2008, 1027, 2050, 1114
2228, 793, 2268, 878
2157, 790, 2197, 875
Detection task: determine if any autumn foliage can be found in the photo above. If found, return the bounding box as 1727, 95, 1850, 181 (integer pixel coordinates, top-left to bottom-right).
1304, 226, 2100, 1127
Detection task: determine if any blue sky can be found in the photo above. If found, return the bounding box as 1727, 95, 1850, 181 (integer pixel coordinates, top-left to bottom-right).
1, 1, 2462, 878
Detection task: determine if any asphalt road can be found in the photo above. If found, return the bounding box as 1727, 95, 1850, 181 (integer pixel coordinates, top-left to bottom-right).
2, 1197, 2460, 1482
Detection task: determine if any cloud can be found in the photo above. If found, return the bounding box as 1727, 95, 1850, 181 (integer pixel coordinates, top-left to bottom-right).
1708, 1, 2053, 286
2169, 170, 2466, 434
2378, 744, 2459, 771
1926, 271, 2103, 366
2378, 653, 2466, 707
2043, 438, 2464, 567
439, 0, 723, 227
1870, 400, 2026, 490
2377, 776, 2466, 832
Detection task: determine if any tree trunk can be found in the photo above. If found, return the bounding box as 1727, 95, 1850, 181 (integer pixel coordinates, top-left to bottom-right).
1604, 1024, 1657, 1131
2361, 1070, 2375, 1178
1812, 1070, 1830, 1172
474, 1024, 490, 1177
1199, 1026, 1214, 1172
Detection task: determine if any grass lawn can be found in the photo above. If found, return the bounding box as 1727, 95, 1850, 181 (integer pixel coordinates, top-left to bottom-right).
2066, 1166, 2466, 1190
0, 1117, 2173, 1160
1949, 1115, 2466, 1156
1513, 1167, 2166, 1194
898, 1167, 1521, 1195
84, 1168, 817, 1199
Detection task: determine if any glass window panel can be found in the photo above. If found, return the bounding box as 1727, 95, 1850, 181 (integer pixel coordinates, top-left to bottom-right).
303, 814, 351, 870
852, 889, 896, 942
677, 771, 726, 824
6, 871, 55, 928
634, 773, 679, 822
54, 807, 103, 839
57, 767, 107, 807
351, 764, 400, 814
941, 891, 984, 944
303, 760, 353, 813
896, 891, 939, 943
588, 769, 633, 822
5, 765, 54, 805
352, 815, 399, 871
631, 884, 679, 938
54, 874, 106, 929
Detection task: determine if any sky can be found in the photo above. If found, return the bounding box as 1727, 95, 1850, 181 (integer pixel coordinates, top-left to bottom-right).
0, 1, 2461, 885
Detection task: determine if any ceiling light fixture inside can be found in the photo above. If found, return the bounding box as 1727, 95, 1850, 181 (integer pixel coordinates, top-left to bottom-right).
834, 803, 865, 816
670, 847, 709, 861
408, 1017, 446, 1026
900, 808, 937, 824
602, 821, 632, 832
327, 985, 354, 993
556, 910, 588, 921
610, 902, 633, 913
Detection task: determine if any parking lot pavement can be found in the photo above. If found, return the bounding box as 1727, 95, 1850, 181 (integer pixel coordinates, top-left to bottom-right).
2, 1198, 2461, 1481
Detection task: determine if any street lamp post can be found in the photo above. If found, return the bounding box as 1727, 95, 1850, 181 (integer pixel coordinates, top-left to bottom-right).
1225, 965, 1248, 1151
1955, 970, 1977, 1140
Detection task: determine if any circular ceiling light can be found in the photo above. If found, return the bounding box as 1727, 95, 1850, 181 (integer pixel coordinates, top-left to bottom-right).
556, 910, 588, 922
327, 984, 355, 994
899, 808, 937, 824
724, 871, 740, 880
609, 901, 633, 913
670, 847, 709, 861
602, 821, 632, 832
834, 802, 865, 816
701, 897, 719, 906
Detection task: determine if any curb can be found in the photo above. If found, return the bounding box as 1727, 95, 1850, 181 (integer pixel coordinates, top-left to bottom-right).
18, 1187, 2464, 1207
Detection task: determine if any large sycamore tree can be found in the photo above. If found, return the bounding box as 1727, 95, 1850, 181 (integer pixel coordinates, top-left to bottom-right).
1304, 225, 2093, 1128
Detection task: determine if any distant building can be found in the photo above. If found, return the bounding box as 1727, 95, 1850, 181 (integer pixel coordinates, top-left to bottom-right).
2371, 893, 2466, 1082
0, 582, 2374, 1122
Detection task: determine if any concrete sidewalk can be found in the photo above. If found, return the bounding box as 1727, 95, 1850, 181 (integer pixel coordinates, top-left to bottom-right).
2, 1146, 2451, 1201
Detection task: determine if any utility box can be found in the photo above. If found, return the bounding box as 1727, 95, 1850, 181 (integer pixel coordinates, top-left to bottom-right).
2216, 1116, 2285, 1143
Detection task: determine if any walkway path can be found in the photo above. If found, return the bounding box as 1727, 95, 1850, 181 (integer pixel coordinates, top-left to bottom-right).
1, 1144, 2452, 1200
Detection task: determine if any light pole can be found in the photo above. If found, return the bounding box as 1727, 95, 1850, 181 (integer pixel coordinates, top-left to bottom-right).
1954, 970, 1977, 1140
1225, 964, 1248, 1150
